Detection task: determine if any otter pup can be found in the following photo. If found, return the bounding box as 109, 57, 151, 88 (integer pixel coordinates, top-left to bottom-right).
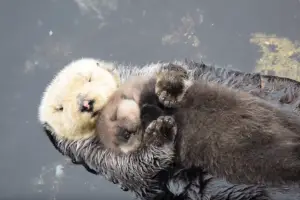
95, 64, 189, 154
96, 76, 178, 154
97, 64, 300, 187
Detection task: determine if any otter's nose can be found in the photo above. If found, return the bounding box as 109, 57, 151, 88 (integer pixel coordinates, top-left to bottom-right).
79, 99, 95, 113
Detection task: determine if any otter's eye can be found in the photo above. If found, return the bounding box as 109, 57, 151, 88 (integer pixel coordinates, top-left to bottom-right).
55, 105, 63, 112
117, 127, 132, 141
121, 94, 130, 100
96, 62, 100, 67
123, 131, 131, 140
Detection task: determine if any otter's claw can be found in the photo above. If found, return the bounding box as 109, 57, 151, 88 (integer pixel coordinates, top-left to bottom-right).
157, 116, 176, 130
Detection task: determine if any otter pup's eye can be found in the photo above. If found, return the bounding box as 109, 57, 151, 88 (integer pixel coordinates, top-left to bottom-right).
122, 131, 131, 140
117, 127, 132, 141
55, 105, 63, 112
121, 94, 130, 100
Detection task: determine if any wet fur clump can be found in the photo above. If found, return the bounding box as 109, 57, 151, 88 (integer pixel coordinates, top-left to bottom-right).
40, 59, 300, 200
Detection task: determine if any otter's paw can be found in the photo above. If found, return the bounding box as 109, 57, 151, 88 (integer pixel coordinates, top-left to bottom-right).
157, 90, 178, 108
145, 116, 177, 143
155, 65, 191, 108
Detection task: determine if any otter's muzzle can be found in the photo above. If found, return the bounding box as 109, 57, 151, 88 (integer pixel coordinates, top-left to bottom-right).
77, 95, 95, 113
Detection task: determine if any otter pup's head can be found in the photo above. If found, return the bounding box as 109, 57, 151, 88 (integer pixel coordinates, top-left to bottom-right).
96, 92, 143, 154
96, 77, 164, 154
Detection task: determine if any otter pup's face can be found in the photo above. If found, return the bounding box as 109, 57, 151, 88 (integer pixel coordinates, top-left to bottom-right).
96, 94, 144, 154
39, 58, 120, 141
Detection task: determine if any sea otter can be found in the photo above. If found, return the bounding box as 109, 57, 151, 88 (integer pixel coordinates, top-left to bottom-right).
39, 58, 300, 200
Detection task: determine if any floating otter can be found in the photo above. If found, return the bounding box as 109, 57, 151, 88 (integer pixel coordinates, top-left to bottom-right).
39, 59, 300, 200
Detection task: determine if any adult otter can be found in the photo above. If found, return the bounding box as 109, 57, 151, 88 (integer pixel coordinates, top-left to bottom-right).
40, 59, 300, 200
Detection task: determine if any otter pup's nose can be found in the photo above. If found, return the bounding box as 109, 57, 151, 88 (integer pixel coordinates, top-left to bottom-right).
79, 99, 95, 113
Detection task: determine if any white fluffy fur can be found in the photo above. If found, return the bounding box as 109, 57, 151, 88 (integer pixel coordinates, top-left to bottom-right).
38, 58, 120, 140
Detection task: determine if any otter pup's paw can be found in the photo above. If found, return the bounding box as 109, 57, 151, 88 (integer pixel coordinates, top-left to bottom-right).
156, 90, 178, 108
155, 64, 191, 108
145, 116, 177, 144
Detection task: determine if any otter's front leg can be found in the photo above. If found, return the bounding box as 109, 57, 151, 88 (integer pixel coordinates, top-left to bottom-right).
155, 64, 192, 108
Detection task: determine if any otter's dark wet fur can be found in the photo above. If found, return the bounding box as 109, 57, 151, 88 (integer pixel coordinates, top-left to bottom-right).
41, 60, 300, 200
147, 65, 300, 186
187, 60, 300, 114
